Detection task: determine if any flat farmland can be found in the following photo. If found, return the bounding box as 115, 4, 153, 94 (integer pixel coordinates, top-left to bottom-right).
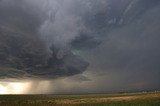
0, 92, 160, 106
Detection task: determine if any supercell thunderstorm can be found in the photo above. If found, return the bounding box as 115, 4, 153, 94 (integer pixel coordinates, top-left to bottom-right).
0, 0, 160, 94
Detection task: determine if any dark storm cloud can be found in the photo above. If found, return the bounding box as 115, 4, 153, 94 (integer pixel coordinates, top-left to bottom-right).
75, 0, 160, 92
48, 0, 160, 93
0, 0, 89, 79
0, 0, 44, 33
71, 33, 101, 50
0, 0, 160, 93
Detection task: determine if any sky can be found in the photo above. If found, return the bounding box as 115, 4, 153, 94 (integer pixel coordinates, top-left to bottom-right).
0, 0, 160, 94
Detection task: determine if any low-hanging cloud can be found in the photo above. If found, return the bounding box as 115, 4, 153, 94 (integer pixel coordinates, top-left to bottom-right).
0, 0, 160, 93
0, 0, 89, 79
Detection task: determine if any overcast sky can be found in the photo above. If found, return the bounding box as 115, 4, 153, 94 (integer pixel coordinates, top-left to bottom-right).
0, 0, 160, 94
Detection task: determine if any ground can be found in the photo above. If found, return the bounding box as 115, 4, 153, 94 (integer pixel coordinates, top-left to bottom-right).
0, 92, 160, 106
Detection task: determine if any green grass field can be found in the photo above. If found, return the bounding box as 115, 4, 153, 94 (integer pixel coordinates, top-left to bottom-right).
0, 92, 160, 106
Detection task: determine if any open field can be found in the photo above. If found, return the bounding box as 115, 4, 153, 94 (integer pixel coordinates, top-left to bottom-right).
0, 92, 160, 106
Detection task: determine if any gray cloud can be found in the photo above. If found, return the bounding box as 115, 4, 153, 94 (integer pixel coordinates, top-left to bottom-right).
0, 0, 89, 79
0, 0, 160, 93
